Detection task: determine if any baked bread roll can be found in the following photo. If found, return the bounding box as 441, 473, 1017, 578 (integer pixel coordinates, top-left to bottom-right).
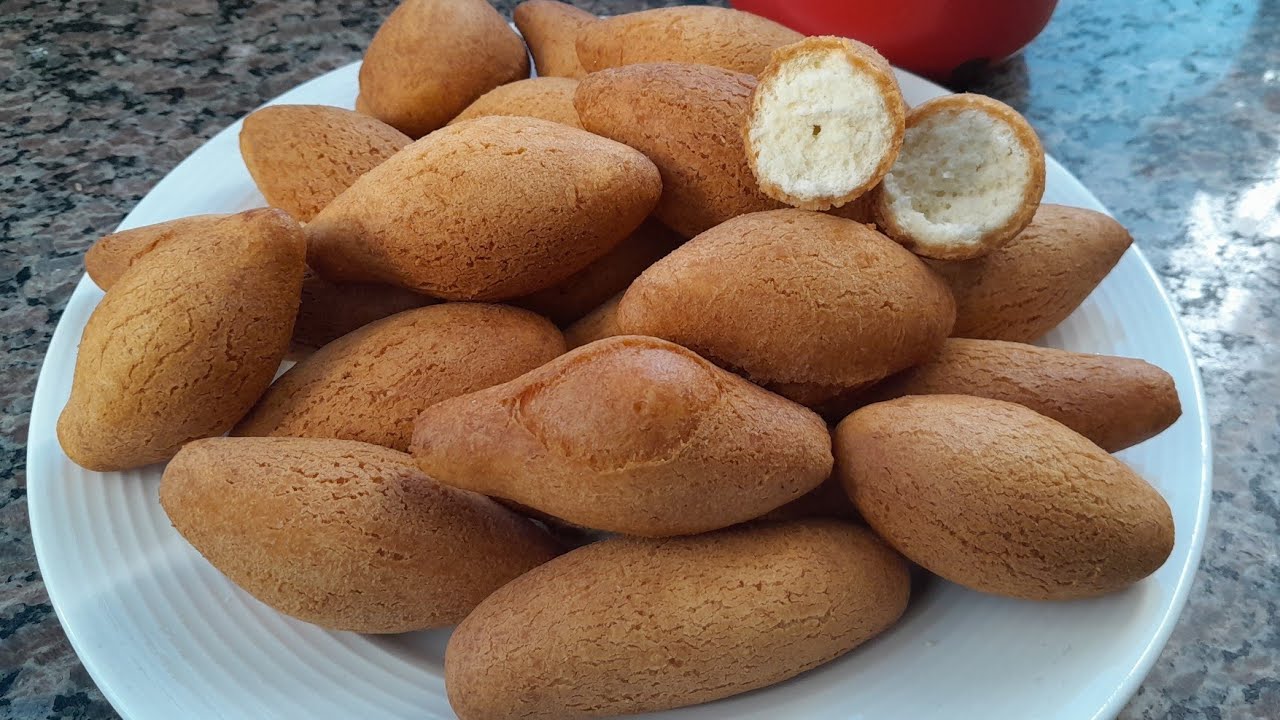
234, 304, 565, 452
449, 77, 583, 129
358, 0, 529, 137
576, 6, 802, 76
564, 293, 624, 348
59, 208, 305, 471
836, 395, 1175, 600
617, 210, 955, 407
239, 104, 410, 221
288, 269, 435, 360
306, 116, 661, 301
872, 93, 1046, 260
745, 37, 906, 211
576, 63, 785, 238
161, 437, 560, 633
859, 338, 1182, 452
410, 336, 832, 537
513, 0, 596, 78
446, 521, 908, 720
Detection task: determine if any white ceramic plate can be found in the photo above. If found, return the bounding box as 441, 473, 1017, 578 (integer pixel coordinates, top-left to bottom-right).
28, 61, 1210, 720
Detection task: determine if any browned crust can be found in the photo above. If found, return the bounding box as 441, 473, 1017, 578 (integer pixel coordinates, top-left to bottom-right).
872, 93, 1047, 261
857, 338, 1182, 451
448, 77, 583, 129
513, 0, 596, 79
926, 204, 1133, 342
563, 293, 624, 348
84, 213, 229, 290
745, 36, 907, 211
239, 104, 411, 222
575, 6, 802, 76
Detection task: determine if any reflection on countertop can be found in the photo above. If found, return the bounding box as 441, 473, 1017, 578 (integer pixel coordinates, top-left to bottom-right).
0, 0, 1276, 718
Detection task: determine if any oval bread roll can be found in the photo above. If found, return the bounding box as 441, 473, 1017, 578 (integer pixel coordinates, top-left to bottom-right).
239, 104, 411, 221
449, 77, 583, 129
306, 116, 662, 301
58, 208, 305, 471
513, 218, 682, 324
445, 520, 909, 720
859, 338, 1182, 452
358, 0, 530, 137
411, 336, 833, 537
235, 304, 565, 452
564, 292, 624, 348
576, 6, 802, 76
576, 63, 785, 238
513, 0, 596, 78
289, 269, 436, 360
617, 210, 955, 406
927, 203, 1133, 342
160, 437, 561, 633
872, 93, 1046, 260
835, 395, 1175, 600
745, 37, 906, 211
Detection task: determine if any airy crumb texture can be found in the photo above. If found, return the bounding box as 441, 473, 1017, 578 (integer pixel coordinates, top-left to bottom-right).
874, 94, 1046, 260
746, 37, 905, 211
448, 77, 583, 129
513, 0, 596, 78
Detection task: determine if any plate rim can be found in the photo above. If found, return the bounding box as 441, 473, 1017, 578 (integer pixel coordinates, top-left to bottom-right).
26, 59, 1213, 720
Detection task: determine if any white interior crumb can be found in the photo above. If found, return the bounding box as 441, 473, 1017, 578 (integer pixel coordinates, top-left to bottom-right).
881, 108, 1032, 247
748, 49, 896, 202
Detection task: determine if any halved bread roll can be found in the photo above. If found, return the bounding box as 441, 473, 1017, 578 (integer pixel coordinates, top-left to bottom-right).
744, 37, 906, 211
872, 93, 1046, 261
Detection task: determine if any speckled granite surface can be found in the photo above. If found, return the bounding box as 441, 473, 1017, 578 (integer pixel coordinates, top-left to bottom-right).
1, 0, 1276, 717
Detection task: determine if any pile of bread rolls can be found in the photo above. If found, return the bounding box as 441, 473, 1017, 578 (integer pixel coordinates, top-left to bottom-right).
59, 1, 1183, 717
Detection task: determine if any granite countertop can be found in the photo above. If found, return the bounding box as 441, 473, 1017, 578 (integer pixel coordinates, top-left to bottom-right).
2, 0, 1277, 717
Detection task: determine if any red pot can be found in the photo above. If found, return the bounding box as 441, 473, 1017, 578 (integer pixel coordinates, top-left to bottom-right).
731, 0, 1058, 81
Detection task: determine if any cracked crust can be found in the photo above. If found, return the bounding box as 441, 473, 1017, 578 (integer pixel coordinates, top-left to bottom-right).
410, 335, 832, 537
575, 63, 786, 238
835, 395, 1175, 600
856, 338, 1182, 452
288, 268, 437, 360
305, 116, 662, 301
159, 437, 561, 633
449, 77, 584, 129
58, 208, 306, 471
234, 303, 565, 452
925, 204, 1133, 342
616, 209, 956, 407
445, 520, 909, 720
239, 104, 410, 222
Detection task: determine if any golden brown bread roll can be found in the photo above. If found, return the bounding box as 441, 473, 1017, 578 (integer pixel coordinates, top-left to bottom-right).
512, 218, 683, 325
288, 268, 436, 360
745, 36, 906, 211
858, 338, 1182, 452
760, 475, 860, 522
306, 116, 662, 301
835, 395, 1175, 600
239, 104, 410, 222
445, 520, 909, 720
563, 292, 624, 348
575, 63, 785, 238
513, 0, 596, 78
410, 336, 832, 537
59, 208, 305, 471
448, 77, 583, 128
617, 209, 956, 407
160, 437, 560, 633
234, 304, 565, 452
576, 6, 802, 76
927, 203, 1133, 342
358, 0, 529, 137
872, 94, 1046, 260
